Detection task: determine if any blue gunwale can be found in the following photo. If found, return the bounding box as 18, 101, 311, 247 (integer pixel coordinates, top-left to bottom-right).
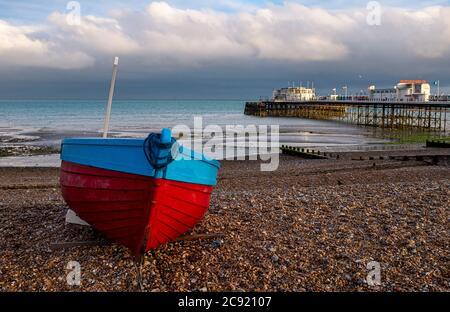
61, 137, 220, 186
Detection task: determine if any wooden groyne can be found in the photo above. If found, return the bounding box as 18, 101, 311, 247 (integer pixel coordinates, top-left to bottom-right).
245, 100, 450, 132
426, 139, 450, 148
280, 144, 450, 165
280, 145, 332, 159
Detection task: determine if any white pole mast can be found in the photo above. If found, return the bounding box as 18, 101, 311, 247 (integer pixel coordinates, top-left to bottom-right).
103, 56, 119, 138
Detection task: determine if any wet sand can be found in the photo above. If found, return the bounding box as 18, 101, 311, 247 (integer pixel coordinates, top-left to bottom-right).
0, 156, 449, 291
0, 123, 390, 162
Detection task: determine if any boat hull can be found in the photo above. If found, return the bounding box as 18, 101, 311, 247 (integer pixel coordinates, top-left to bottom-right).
60, 161, 214, 255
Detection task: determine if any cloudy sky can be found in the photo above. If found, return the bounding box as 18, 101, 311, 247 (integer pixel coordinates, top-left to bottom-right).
0, 0, 449, 99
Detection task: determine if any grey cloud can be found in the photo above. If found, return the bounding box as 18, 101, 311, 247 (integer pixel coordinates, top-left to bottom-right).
0, 1, 449, 98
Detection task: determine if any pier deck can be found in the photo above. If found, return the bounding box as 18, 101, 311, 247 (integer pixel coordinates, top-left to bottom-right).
245, 100, 450, 132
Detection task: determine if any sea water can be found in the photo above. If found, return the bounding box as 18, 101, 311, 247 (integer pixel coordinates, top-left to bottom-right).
0, 99, 388, 166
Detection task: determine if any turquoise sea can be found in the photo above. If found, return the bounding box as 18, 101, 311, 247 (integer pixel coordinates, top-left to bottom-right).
0, 100, 246, 134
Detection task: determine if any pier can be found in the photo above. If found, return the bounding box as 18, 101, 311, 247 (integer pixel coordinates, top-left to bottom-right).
244, 100, 450, 132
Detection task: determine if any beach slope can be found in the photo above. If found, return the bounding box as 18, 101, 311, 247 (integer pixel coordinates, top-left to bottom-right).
0, 156, 449, 291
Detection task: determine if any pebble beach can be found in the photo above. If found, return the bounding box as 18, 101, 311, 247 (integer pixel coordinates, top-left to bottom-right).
0, 155, 449, 292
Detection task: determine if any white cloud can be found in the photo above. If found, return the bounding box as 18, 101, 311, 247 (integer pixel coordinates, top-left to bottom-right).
0, 2, 449, 70
47, 12, 140, 55
0, 20, 94, 69
386, 6, 450, 59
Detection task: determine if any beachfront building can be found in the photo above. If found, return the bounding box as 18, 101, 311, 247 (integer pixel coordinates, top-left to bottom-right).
272, 86, 316, 102
396, 80, 431, 102
368, 80, 431, 102
368, 85, 397, 101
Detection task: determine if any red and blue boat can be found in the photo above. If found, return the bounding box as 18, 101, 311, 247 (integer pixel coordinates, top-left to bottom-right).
60, 128, 220, 256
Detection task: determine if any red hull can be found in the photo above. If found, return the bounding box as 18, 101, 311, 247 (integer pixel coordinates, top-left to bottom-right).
60, 161, 213, 255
